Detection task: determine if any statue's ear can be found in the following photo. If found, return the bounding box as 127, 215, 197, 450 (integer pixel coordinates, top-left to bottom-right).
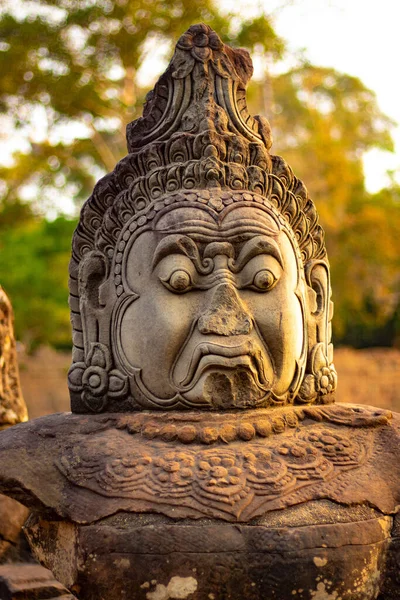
78, 251, 108, 353
305, 261, 330, 350
297, 260, 336, 404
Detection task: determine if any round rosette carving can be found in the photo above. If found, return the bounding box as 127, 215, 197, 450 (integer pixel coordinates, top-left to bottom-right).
68, 343, 128, 412
172, 23, 242, 81
177, 23, 223, 61
196, 451, 248, 502
298, 343, 337, 403
242, 449, 294, 493
304, 428, 360, 466
318, 367, 336, 396
150, 451, 195, 497
276, 440, 332, 480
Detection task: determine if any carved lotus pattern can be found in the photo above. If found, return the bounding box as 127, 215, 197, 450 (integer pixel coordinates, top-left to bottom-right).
304, 429, 360, 465
95, 450, 152, 493
177, 23, 223, 59
196, 452, 248, 502
316, 365, 337, 396
242, 448, 295, 499
152, 451, 195, 497
58, 424, 369, 520
298, 343, 338, 403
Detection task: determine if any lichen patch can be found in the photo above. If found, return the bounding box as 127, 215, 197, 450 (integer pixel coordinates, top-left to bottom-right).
146, 576, 198, 600
309, 582, 341, 600
313, 556, 328, 568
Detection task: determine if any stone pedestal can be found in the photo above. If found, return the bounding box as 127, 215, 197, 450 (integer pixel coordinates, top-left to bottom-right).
24, 507, 393, 600
0, 287, 66, 596
0, 404, 399, 599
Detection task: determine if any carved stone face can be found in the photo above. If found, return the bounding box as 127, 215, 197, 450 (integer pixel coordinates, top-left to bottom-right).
69, 24, 336, 413
114, 203, 307, 409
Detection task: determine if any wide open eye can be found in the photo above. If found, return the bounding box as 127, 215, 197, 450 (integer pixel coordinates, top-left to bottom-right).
162, 269, 192, 293
252, 269, 277, 292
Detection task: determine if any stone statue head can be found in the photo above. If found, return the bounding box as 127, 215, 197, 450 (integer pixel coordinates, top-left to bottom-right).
68, 24, 336, 413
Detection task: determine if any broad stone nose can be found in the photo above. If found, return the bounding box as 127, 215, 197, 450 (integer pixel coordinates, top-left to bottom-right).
198, 283, 252, 336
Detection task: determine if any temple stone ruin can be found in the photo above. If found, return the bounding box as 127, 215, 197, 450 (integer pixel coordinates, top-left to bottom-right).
0, 286, 29, 559
0, 24, 399, 599
0, 286, 72, 598
0, 286, 27, 428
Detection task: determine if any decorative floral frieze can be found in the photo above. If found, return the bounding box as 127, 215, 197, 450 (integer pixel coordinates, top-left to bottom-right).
58, 423, 369, 520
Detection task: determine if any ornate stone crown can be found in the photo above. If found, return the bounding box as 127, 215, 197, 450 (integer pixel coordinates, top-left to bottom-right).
68, 24, 336, 413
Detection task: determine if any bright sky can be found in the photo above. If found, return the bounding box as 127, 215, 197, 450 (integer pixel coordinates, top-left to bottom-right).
242, 0, 400, 192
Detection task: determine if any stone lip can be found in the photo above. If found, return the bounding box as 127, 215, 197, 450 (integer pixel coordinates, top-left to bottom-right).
0, 404, 398, 525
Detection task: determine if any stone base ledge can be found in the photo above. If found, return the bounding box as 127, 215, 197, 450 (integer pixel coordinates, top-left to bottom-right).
0, 563, 73, 600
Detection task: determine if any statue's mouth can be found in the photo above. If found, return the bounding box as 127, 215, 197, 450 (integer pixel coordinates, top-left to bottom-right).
174, 340, 271, 393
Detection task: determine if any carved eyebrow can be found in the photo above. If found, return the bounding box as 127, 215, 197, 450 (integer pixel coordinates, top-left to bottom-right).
230, 235, 283, 273
152, 234, 210, 274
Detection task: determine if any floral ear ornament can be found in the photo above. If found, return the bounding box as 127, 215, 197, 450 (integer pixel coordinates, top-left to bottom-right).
298, 343, 337, 404
68, 343, 129, 413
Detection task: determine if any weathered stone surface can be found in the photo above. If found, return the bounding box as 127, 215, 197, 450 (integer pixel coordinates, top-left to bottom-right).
0, 405, 398, 597
0, 495, 29, 560
0, 286, 29, 560
0, 563, 73, 599
23, 506, 393, 599
0, 405, 396, 524
0, 23, 399, 600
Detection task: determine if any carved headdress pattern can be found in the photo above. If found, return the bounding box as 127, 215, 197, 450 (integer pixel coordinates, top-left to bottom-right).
69, 24, 333, 411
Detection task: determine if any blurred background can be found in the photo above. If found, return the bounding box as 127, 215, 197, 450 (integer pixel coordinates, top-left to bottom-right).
1, 0, 399, 417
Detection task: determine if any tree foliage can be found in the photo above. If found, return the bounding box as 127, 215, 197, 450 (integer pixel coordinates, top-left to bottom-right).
253, 64, 400, 346
0, 207, 77, 349
248, 65, 400, 346
0, 0, 283, 207
0, 1, 399, 349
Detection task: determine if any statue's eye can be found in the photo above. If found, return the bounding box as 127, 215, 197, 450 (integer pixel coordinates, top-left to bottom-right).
252, 269, 277, 292
164, 269, 192, 292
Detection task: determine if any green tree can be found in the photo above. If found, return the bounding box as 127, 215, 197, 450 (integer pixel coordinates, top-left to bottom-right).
0, 1, 284, 348
248, 65, 399, 344
0, 0, 284, 209
0, 213, 77, 349
333, 185, 400, 347
260, 65, 394, 228
1, 1, 399, 349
